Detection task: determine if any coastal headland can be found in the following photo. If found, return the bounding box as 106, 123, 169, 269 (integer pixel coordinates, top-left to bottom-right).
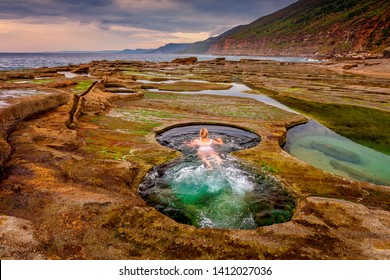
0, 57, 389, 259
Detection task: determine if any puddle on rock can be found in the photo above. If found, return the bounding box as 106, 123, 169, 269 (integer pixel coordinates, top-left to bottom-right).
57, 71, 90, 78
139, 125, 296, 229
0, 89, 49, 108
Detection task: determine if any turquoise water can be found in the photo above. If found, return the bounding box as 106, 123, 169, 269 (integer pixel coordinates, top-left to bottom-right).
139, 125, 296, 229
283, 120, 390, 186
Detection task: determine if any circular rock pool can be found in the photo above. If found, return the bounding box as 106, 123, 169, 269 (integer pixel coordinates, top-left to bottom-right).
139, 124, 296, 229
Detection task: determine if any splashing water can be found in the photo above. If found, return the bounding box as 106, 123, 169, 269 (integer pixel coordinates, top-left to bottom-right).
139, 125, 296, 229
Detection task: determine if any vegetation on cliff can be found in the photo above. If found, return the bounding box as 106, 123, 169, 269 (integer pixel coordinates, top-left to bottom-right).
183, 0, 390, 57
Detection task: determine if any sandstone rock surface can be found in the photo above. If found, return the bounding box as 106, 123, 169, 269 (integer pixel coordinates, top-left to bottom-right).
0, 59, 389, 260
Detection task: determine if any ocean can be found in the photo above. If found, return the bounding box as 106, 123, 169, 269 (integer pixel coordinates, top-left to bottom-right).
0, 52, 319, 71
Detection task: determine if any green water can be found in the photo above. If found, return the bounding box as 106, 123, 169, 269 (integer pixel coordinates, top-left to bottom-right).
164, 158, 258, 229
284, 120, 390, 186
140, 156, 295, 229
139, 125, 295, 229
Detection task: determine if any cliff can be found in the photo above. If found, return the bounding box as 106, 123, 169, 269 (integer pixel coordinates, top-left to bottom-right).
183, 0, 390, 58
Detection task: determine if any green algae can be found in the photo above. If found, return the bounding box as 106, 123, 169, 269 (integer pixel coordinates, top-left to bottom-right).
143, 91, 180, 100
156, 81, 232, 92
263, 95, 390, 155
259, 162, 278, 174
107, 108, 185, 123
86, 114, 161, 132
31, 78, 54, 85
6, 78, 54, 85
79, 112, 176, 165
142, 91, 294, 122
121, 70, 171, 82
72, 80, 95, 94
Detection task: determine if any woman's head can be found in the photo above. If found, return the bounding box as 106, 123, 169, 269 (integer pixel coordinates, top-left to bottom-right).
200, 128, 208, 139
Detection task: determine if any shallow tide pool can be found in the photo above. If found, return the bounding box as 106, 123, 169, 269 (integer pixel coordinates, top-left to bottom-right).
283, 120, 390, 186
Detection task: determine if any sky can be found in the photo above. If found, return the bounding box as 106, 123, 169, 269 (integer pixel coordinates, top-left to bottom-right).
0, 0, 296, 52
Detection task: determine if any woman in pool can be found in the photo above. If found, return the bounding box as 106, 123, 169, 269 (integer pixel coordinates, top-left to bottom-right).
188, 127, 224, 168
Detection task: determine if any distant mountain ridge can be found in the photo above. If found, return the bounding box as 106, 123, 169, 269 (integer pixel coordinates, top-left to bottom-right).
182, 0, 390, 58
122, 43, 191, 54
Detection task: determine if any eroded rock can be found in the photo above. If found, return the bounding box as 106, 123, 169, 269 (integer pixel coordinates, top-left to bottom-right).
292, 197, 390, 259
0, 216, 44, 259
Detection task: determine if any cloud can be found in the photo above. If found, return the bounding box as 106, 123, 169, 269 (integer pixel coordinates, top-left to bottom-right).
0, 0, 296, 51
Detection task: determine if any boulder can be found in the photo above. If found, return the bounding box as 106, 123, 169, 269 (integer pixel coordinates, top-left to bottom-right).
342, 64, 358, 70
171, 57, 198, 64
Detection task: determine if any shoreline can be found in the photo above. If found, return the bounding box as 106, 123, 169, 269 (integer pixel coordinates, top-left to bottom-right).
1, 53, 389, 76
0, 53, 321, 72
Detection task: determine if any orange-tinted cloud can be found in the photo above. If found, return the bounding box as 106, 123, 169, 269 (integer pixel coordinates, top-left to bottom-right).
0, 0, 295, 51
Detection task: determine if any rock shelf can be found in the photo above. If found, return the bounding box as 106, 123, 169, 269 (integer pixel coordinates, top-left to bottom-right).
0, 59, 389, 259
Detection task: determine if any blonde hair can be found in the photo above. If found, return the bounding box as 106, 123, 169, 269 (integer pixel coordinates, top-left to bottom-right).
200, 128, 208, 139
